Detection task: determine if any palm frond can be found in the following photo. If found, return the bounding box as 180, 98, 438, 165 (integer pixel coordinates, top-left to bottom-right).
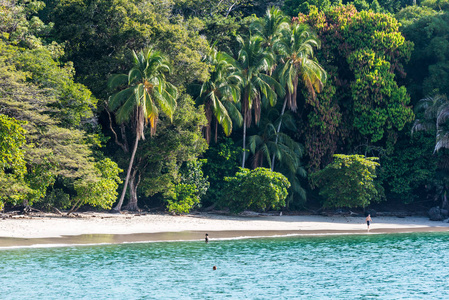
144, 91, 158, 134
108, 87, 135, 111
107, 74, 128, 90
115, 92, 137, 124
435, 132, 449, 153
154, 87, 176, 121
223, 101, 243, 128
128, 68, 143, 85
107, 47, 178, 134
436, 102, 449, 127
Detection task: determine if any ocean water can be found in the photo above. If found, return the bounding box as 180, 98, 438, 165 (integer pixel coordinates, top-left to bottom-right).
1, 232, 449, 299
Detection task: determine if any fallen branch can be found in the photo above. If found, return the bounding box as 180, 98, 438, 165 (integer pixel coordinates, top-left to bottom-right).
52, 207, 63, 215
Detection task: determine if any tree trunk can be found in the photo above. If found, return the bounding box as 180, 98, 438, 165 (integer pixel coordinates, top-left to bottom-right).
442, 190, 448, 210
67, 198, 83, 215
123, 171, 140, 211
242, 92, 250, 169
106, 105, 129, 153
214, 119, 218, 143
271, 97, 288, 171
242, 116, 247, 168
112, 135, 140, 212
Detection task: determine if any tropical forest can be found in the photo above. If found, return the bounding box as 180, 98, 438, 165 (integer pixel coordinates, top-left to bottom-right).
2, 0, 449, 218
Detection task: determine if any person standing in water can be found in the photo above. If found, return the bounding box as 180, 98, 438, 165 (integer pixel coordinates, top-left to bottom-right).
205, 233, 209, 243
366, 214, 372, 231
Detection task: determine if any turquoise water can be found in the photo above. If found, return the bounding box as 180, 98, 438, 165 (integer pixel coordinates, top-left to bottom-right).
1, 233, 449, 299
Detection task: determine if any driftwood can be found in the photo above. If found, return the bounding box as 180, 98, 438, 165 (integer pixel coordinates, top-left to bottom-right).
52, 207, 63, 215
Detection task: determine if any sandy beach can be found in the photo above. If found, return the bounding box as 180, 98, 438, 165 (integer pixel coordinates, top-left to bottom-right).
1, 212, 449, 247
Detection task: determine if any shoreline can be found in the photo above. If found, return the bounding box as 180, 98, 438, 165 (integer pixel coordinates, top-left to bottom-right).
1, 212, 449, 248
2, 227, 449, 249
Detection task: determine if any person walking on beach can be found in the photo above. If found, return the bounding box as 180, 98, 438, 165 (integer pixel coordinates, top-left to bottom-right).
205, 233, 209, 243
366, 214, 372, 231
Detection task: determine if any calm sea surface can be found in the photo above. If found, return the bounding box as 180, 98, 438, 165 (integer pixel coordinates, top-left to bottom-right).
1, 232, 449, 299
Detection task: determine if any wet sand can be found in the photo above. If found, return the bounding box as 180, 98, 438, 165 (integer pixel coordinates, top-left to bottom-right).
1, 212, 449, 248
2, 227, 449, 249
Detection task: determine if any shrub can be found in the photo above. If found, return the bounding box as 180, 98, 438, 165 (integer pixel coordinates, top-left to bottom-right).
222, 168, 290, 213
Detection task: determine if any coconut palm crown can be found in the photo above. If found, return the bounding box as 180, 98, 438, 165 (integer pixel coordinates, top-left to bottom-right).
198, 47, 242, 143
108, 48, 178, 139
275, 22, 327, 113
250, 7, 290, 50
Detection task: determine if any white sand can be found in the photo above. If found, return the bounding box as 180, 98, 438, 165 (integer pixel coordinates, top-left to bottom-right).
1, 212, 448, 239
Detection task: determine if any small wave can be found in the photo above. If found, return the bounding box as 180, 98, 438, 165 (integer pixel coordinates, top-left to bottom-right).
0, 242, 113, 250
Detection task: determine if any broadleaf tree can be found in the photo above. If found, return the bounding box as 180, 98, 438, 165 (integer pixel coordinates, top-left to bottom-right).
310, 154, 380, 208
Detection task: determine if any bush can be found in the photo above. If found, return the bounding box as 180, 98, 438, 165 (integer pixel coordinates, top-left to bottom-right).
310, 154, 380, 208
166, 183, 200, 214
222, 168, 290, 213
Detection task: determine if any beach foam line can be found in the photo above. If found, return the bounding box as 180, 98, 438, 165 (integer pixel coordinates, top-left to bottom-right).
3, 228, 449, 250
0, 243, 112, 250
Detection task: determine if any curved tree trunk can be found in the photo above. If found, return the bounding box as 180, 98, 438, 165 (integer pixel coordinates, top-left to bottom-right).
242, 92, 250, 168
271, 97, 288, 171
67, 199, 83, 215
242, 117, 247, 168
112, 135, 140, 212
214, 119, 218, 143
204, 102, 212, 143
123, 171, 140, 211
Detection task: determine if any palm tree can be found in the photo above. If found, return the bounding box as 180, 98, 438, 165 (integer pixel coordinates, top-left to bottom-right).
250, 7, 290, 51
236, 34, 284, 168
412, 94, 449, 210
412, 94, 449, 152
248, 109, 299, 168
108, 48, 178, 211
248, 110, 307, 207
198, 47, 242, 143
271, 23, 327, 170
248, 119, 277, 169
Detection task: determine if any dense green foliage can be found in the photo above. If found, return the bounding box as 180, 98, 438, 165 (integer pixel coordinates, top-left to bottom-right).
165, 159, 210, 214
296, 5, 414, 170
125, 95, 208, 209
1, 1, 121, 213
223, 167, 290, 213
397, 1, 449, 102
0, 114, 27, 209
0, 0, 448, 213
201, 138, 242, 207
180, 159, 210, 202
42, 0, 210, 96
379, 132, 437, 203
311, 155, 380, 208
166, 183, 200, 214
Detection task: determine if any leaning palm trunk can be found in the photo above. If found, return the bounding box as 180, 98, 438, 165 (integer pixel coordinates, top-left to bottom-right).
271, 76, 298, 170
242, 91, 251, 168
214, 119, 219, 143
271, 97, 289, 170
204, 101, 213, 143
112, 134, 139, 212
242, 119, 248, 168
